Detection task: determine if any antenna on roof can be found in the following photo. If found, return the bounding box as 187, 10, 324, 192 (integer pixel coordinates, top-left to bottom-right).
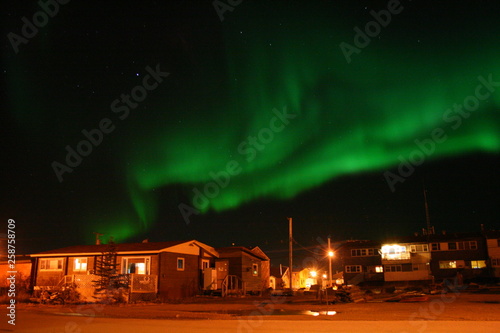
422, 179, 433, 241
93, 232, 104, 245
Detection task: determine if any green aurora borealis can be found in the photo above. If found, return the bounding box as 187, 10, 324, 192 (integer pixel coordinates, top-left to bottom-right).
4, 1, 500, 246
124, 8, 500, 230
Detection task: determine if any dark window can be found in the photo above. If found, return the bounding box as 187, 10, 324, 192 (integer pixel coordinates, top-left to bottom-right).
177, 258, 185, 271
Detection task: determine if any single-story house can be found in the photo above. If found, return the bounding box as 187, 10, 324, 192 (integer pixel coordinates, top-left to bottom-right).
30, 240, 219, 301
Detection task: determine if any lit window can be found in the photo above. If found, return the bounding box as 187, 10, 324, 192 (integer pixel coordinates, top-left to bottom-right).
375, 266, 383, 273
177, 258, 185, 271
252, 263, 258, 276
40, 258, 63, 271
439, 261, 457, 269
73, 258, 87, 272
122, 257, 150, 274
471, 260, 486, 269
381, 245, 410, 260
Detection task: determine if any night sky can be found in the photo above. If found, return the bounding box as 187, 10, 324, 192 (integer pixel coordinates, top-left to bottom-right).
2, 1, 500, 265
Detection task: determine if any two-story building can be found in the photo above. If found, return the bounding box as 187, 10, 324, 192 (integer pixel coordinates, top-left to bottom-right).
485, 231, 500, 278
427, 232, 488, 282
380, 240, 432, 283
336, 240, 383, 286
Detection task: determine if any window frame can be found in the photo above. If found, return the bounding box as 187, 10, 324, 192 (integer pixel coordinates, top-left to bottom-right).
252, 263, 258, 276
121, 256, 151, 275
73, 257, 88, 273
471, 260, 486, 269
410, 244, 429, 253
351, 248, 377, 257
385, 265, 402, 272
39, 258, 64, 271
345, 265, 362, 273
177, 257, 185, 271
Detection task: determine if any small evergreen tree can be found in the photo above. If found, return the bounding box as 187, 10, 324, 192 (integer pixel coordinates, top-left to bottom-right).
92, 239, 128, 302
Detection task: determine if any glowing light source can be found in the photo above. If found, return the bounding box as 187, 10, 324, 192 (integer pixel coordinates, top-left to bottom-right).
381, 244, 410, 260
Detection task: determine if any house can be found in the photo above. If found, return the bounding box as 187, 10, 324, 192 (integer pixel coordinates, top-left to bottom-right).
336, 240, 383, 286
269, 265, 289, 290
216, 246, 270, 295
0, 255, 33, 293
427, 232, 488, 282
380, 241, 432, 283
292, 267, 320, 290
30, 240, 219, 301
250, 246, 271, 290
486, 231, 500, 278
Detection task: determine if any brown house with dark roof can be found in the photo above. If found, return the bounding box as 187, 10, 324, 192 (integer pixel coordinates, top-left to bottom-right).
30, 240, 219, 301
216, 246, 270, 295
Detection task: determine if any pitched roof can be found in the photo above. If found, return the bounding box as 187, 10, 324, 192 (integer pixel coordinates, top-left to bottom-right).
270, 266, 288, 278
31, 240, 217, 257
217, 246, 269, 261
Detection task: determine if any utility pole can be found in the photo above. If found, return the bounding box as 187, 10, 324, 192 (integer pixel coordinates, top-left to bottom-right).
328, 237, 332, 287
93, 232, 104, 245
288, 217, 293, 291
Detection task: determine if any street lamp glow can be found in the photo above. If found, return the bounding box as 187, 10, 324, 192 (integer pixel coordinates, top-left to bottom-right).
310, 270, 317, 277
322, 274, 327, 279
328, 251, 334, 257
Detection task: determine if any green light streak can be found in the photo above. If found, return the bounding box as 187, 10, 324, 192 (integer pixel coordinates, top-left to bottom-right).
123, 8, 500, 222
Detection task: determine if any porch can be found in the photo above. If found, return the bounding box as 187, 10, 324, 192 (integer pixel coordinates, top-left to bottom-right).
34, 273, 158, 302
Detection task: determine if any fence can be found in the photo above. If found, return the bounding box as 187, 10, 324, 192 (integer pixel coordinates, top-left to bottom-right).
130, 274, 157, 293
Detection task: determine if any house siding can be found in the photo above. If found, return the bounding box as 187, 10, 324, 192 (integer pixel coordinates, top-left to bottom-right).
158, 252, 199, 300
338, 242, 383, 285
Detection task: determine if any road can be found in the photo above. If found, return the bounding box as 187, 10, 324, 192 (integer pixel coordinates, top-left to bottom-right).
6, 311, 500, 333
